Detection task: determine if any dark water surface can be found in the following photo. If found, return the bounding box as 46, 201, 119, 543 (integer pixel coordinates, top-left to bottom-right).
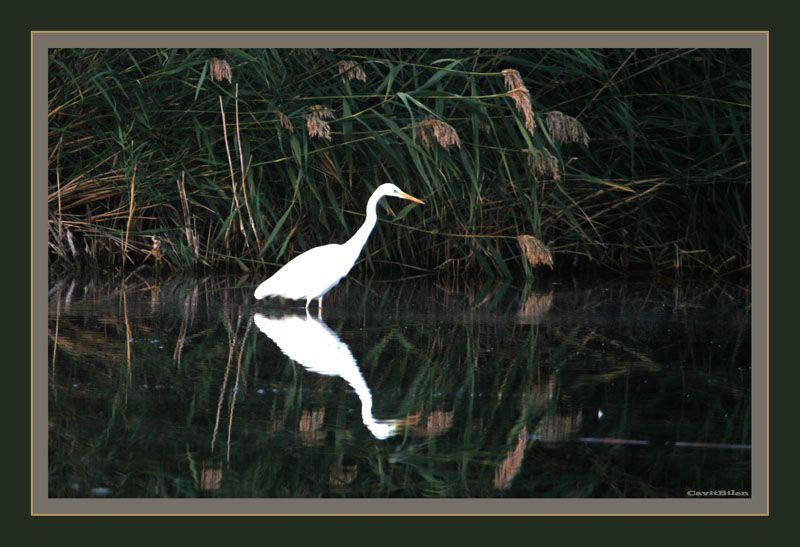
48, 276, 751, 498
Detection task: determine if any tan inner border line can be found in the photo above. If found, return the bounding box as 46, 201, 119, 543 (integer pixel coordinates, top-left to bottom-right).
32, 31, 767, 516
29, 29, 35, 519
764, 31, 770, 518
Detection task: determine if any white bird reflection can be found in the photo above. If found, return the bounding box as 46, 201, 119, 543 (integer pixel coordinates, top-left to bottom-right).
253, 312, 413, 440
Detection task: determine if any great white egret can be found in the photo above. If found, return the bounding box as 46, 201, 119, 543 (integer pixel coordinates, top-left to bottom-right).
254, 183, 425, 312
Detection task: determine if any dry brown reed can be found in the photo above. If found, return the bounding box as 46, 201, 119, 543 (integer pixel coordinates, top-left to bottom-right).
122, 286, 132, 381
415, 116, 462, 150
176, 172, 199, 257
337, 60, 367, 83
201, 464, 223, 491
209, 57, 232, 84
493, 426, 529, 490
329, 465, 358, 489
211, 315, 238, 453
537, 412, 583, 444
502, 68, 536, 133
304, 105, 335, 141
123, 166, 136, 267
516, 234, 554, 268
173, 314, 187, 368
55, 167, 63, 251
420, 410, 454, 437
544, 110, 590, 146
144, 236, 162, 265
226, 318, 251, 462
527, 147, 561, 181
276, 110, 294, 133
50, 297, 61, 374
47, 316, 123, 363
517, 291, 554, 323
218, 95, 246, 248
299, 408, 326, 446
233, 84, 261, 251
525, 375, 557, 408
268, 412, 286, 435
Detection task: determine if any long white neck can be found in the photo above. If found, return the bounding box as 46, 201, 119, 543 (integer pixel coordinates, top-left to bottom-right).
344, 367, 396, 440
343, 190, 383, 256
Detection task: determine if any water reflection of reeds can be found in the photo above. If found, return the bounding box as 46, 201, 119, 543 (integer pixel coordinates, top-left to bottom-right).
494, 427, 529, 491
329, 465, 359, 490
48, 277, 751, 498
200, 464, 222, 492
298, 408, 327, 446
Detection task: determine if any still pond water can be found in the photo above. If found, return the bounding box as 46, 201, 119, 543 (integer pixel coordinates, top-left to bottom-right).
48, 276, 751, 498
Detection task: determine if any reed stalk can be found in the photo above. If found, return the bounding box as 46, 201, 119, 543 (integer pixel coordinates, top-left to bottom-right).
123, 166, 136, 268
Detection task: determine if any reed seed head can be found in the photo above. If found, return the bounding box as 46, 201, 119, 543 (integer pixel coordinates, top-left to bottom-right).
516, 234, 554, 268
502, 68, 526, 93
415, 116, 462, 150
275, 110, 294, 133
527, 147, 561, 181
337, 60, 367, 83
304, 105, 335, 141
502, 68, 536, 133
545, 110, 590, 146
208, 57, 232, 84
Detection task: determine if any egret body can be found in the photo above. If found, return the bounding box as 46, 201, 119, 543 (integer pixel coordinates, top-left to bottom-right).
254, 183, 424, 311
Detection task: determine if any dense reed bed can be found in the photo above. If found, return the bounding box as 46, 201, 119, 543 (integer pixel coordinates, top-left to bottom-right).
48, 48, 751, 278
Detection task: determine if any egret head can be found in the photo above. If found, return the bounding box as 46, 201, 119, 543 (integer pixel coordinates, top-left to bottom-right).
375, 183, 425, 205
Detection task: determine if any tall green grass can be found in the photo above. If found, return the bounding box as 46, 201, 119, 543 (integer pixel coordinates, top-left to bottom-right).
48, 48, 751, 278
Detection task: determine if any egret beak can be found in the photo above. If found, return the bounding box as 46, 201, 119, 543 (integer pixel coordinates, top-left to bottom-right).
398, 191, 425, 205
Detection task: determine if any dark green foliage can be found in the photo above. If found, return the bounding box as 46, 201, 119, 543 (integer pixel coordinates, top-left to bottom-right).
48, 48, 751, 277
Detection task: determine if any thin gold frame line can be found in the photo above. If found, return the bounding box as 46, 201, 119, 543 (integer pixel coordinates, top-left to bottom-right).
31, 30, 769, 33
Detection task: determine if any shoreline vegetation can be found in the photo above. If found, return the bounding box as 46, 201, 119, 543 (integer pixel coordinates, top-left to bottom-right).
48, 48, 751, 280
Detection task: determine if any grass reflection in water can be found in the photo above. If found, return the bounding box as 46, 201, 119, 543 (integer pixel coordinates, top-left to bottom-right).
48, 276, 751, 498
